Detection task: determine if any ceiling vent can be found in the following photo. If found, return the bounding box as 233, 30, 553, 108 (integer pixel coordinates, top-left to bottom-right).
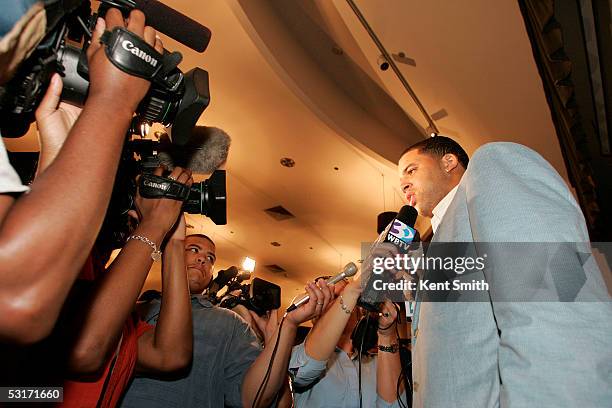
265, 264, 287, 273
264, 205, 295, 221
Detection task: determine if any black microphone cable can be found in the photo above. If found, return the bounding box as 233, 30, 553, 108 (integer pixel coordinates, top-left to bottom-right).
251, 312, 288, 408
358, 313, 370, 408
394, 303, 411, 408
396, 320, 410, 408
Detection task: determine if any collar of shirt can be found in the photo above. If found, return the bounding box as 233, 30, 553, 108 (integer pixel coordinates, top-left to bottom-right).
334, 346, 357, 361
191, 294, 214, 308
430, 185, 459, 234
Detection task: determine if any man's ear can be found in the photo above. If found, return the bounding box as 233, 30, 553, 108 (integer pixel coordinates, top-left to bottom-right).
441, 153, 459, 173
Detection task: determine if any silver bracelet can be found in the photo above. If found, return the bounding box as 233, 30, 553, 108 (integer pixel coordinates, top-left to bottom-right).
127, 234, 162, 261
339, 295, 352, 314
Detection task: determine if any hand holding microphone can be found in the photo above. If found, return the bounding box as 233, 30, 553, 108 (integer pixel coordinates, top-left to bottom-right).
284, 262, 358, 326
284, 280, 333, 327
286, 262, 358, 313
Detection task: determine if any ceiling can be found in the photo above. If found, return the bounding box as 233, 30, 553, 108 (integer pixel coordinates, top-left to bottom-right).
4, 0, 569, 308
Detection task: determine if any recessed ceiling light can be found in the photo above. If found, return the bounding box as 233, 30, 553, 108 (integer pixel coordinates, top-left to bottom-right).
280, 158, 295, 168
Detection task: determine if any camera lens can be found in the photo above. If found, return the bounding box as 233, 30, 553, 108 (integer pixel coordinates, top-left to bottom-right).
181, 170, 227, 224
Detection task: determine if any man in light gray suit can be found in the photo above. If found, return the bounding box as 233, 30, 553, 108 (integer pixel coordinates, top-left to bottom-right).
397, 137, 612, 407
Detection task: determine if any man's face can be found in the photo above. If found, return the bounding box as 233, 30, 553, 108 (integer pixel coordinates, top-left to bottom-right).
185, 236, 216, 294
398, 149, 455, 218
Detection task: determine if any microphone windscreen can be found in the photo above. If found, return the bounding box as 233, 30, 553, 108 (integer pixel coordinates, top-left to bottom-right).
157, 126, 231, 174
343, 262, 358, 278
133, 0, 211, 52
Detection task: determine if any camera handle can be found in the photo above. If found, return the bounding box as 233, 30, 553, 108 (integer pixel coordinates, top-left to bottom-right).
139, 174, 190, 201
99, 27, 182, 87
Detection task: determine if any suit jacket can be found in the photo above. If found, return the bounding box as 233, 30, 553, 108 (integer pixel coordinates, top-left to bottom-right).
411, 142, 612, 407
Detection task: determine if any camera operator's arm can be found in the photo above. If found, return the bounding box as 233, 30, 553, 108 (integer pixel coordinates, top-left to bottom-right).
303, 279, 362, 362
136, 214, 193, 374
0, 8, 163, 344
241, 281, 333, 408
66, 167, 191, 374
376, 300, 405, 404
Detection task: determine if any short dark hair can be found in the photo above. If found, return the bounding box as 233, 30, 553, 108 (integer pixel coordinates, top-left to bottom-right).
186, 233, 215, 247
401, 136, 469, 169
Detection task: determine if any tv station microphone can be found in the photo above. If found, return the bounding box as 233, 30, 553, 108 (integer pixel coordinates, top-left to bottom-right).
359, 205, 420, 311
286, 262, 358, 313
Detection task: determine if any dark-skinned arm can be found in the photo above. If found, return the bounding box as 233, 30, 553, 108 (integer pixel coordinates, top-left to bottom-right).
136, 215, 193, 374
0, 9, 159, 345
66, 167, 192, 374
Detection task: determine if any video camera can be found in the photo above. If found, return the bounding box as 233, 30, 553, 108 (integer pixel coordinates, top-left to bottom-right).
208, 266, 281, 316
0, 0, 228, 250
0, 0, 211, 145
97, 136, 227, 251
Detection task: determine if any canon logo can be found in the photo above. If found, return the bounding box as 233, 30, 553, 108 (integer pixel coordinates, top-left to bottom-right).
121, 40, 158, 67
144, 180, 166, 190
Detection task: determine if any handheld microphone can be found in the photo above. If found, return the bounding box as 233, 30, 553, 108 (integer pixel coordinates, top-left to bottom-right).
358, 205, 420, 311
286, 262, 358, 313
156, 126, 231, 174
131, 0, 212, 52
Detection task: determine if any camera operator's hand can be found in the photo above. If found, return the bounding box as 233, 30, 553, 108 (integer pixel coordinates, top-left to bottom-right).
86, 8, 163, 111
129, 166, 193, 239
249, 309, 280, 346
34, 73, 82, 174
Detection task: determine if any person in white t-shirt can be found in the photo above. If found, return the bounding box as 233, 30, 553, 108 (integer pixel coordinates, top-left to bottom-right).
0, 140, 28, 194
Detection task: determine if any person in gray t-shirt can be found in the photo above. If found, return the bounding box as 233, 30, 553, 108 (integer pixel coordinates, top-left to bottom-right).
121, 233, 330, 407
121, 294, 262, 408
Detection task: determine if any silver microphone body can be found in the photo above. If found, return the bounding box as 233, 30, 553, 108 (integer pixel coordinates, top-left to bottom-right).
286, 262, 358, 312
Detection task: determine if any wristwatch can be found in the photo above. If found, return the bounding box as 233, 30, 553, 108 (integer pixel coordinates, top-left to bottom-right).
378, 343, 400, 353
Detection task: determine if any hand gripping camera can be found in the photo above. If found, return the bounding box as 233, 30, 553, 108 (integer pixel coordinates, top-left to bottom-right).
0, 0, 211, 145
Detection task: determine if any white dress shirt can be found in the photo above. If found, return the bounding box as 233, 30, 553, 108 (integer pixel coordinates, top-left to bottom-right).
430, 185, 459, 234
